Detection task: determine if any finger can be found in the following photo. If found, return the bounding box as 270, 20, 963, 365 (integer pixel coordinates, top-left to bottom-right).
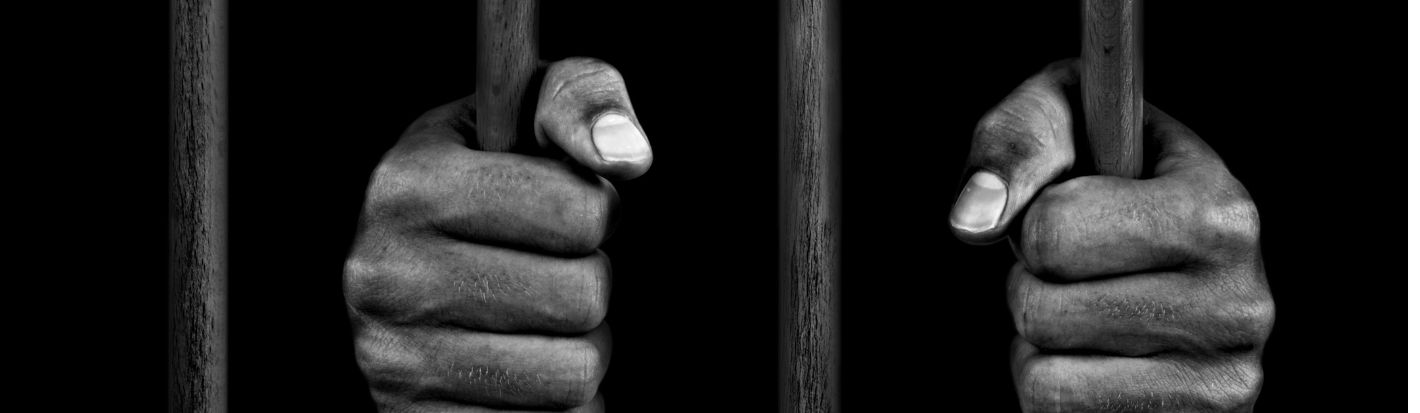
1017, 104, 1260, 279
432, 324, 611, 409
345, 240, 611, 335
1008, 263, 1273, 356
1011, 338, 1262, 412
358, 324, 612, 411
370, 133, 619, 256
951, 59, 1078, 244
535, 58, 652, 180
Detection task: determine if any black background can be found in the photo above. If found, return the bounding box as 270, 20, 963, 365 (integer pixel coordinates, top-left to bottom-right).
40, 1, 1405, 411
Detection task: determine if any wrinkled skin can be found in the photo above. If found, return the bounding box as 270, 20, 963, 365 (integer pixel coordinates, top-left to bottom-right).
344, 58, 651, 412
950, 60, 1274, 412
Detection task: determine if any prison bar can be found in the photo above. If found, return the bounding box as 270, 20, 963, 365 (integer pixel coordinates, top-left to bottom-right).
476, 0, 539, 152
1081, 0, 1143, 178
169, 0, 228, 411
780, 0, 841, 411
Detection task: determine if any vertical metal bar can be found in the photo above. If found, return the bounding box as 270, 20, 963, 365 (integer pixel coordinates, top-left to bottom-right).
780, 0, 840, 411
170, 0, 228, 411
476, 0, 539, 152
1081, 0, 1143, 178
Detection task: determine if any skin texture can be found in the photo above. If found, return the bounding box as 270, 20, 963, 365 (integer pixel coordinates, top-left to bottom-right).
950, 60, 1273, 412
345, 58, 650, 412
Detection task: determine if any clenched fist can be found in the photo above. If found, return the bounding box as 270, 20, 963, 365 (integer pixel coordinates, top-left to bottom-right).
951, 60, 1274, 412
343, 58, 650, 412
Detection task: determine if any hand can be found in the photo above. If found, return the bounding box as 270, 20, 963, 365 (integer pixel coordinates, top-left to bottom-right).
343, 58, 651, 412
950, 60, 1274, 412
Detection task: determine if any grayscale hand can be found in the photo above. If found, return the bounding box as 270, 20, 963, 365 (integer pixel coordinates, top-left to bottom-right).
344, 58, 650, 412
951, 59, 1274, 412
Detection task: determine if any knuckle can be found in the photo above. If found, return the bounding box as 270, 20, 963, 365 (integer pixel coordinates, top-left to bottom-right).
343, 256, 381, 310
1222, 293, 1276, 347
362, 155, 429, 224
974, 108, 1050, 162
1197, 191, 1261, 250
546, 58, 626, 106
353, 327, 423, 393
343, 252, 416, 320
999, 94, 1053, 138
971, 94, 1074, 187
974, 88, 1071, 162
1190, 169, 1260, 251
365, 161, 400, 205
1251, 296, 1277, 342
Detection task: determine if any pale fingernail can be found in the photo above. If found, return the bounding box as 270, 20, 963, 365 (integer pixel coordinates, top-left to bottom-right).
592, 113, 650, 162
951, 171, 1008, 233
